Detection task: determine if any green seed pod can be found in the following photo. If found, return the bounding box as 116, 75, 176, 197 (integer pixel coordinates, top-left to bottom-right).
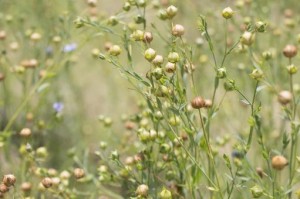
123, 2, 131, 11
109, 45, 121, 56
144, 48, 156, 61
131, 30, 144, 41
74, 17, 84, 28
217, 67, 227, 79
134, 14, 145, 24
160, 143, 171, 153
108, 16, 118, 26
224, 80, 235, 91
36, 147, 48, 158
286, 64, 298, 74
222, 7, 234, 19
250, 69, 263, 80
167, 52, 180, 63
166, 5, 178, 18
241, 31, 255, 46
255, 21, 267, 32
158, 9, 168, 20
262, 51, 272, 60
153, 67, 164, 80
250, 185, 263, 198
111, 150, 119, 161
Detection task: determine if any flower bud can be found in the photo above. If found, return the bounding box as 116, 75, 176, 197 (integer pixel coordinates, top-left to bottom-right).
136, 184, 149, 197
123, 2, 131, 11
158, 9, 168, 20
241, 31, 255, 46
278, 90, 292, 105
166, 5, 178, 18
283, 45, 297, 58
165, 62, 176, 73
250, 69, 263, 80
262, 51, 272, 60
20, 128, 31, 138
272, 155, 288, 170
41, 177, 52, 188
109, 45, 121, 56
144, 48, 156, 61
222, 7, 234, 19
73, 168, 85, 179
74, 17, 84, 28
250, 185, 263, 198
2, 174, 16, 187
36, 147, 48, 158
172, 24, 184, 37
167, 52, 180, 63
153, 67, 164, 80
286, 64, 298, 74
108, 16, 118, 26
191, 96, 206, 109
217, 67, 227, 79
255, 21, 266, 32
159, 187, 172, 199
111, 150, 119, 161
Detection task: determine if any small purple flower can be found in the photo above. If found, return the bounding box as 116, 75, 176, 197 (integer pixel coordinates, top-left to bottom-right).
53, 102, 64, 113
62, 43, 77, 53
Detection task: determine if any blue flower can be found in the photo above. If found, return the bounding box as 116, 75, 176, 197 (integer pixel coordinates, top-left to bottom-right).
53, 102, 64, 113
62, 43, 77, 53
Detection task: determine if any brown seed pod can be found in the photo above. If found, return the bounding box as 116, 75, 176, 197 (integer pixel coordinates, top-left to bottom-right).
278, 90, 292, 105
41, 177, 53, 188
271, 155, 288, 170
283, 45, 297, 58
191, 96, 206, 109
256, 167, 264, 178
2, 174, 16, 187
143, 32, 153, 43
73, 168, 85, 179
0, 73, 5, 82
0, 31, 6, 40
0, 184, 8, 193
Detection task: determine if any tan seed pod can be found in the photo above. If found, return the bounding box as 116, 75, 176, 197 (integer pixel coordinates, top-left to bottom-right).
136, 184, 149, 197
191, 96, 206, 109
73, 168, 85, 179
283, 45, 297, 58
272, 155, 288, 170
21, 182, 32, 192
278, 90, 292, 105
20, 128, 32, 138
2, 174, 16, 187
41, 177, 53, 188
